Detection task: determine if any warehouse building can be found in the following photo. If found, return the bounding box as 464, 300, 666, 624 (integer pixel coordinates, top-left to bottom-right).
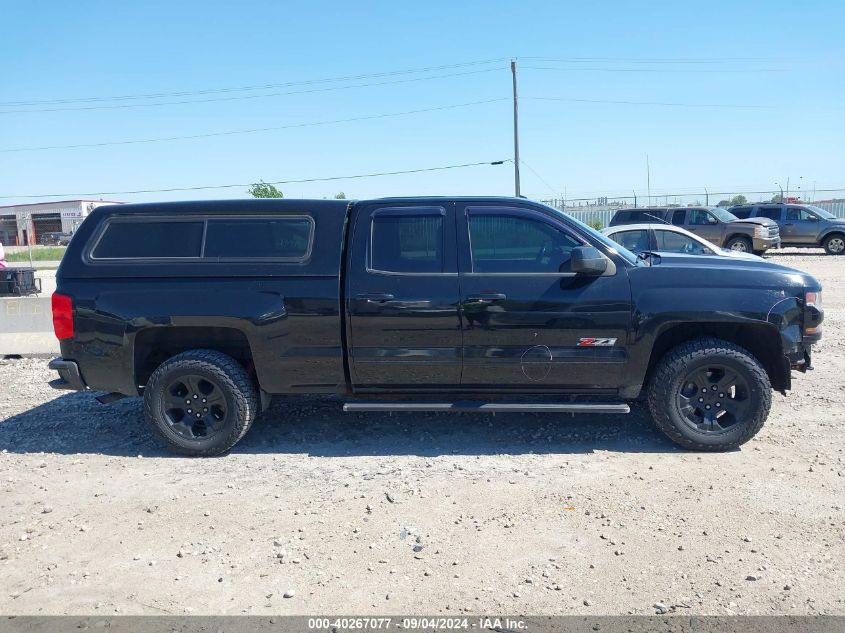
0, 199, 123, 246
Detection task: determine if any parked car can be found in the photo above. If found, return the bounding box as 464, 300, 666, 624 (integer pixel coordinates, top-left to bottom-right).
609, 206, 780, 255
602, 224, 762, 260
39, 231, 73, 246
729, 203, 845, 254
49, 197, 822, 455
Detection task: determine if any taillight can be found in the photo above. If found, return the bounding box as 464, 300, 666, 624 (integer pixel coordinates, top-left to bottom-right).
52, 293, 74, 340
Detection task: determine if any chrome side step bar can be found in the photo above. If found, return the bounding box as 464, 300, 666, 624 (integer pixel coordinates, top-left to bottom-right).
342, 401, 630, 414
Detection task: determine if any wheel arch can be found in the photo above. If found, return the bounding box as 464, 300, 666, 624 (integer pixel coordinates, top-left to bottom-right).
645, 322, 789, 394
133, 326, 255, 390
724, 233, 752, 247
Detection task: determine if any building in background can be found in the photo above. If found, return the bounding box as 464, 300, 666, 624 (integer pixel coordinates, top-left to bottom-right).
0, 200, 124, 246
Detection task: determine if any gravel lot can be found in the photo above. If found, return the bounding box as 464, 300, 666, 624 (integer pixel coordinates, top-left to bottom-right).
1, 250, 843, 616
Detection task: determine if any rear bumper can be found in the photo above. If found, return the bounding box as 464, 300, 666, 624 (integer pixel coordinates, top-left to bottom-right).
48, 358, 88, 391
753, 236, 781, 251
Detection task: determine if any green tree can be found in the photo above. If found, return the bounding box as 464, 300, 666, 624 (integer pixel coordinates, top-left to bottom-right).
770, 193, 784, 203
730, 195, 747, 206
716, 199, 731, 207
334, 192, 347, 199
247, 181, 284, 198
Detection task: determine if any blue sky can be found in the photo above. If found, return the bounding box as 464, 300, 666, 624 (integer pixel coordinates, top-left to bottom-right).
1, 0, 843, 206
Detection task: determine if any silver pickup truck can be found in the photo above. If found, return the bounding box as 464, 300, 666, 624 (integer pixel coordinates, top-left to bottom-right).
730, 203, 845, 255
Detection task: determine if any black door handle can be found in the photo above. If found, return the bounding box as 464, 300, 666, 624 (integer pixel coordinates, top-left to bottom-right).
355, 292, 395, 303
467, 292, 507, 302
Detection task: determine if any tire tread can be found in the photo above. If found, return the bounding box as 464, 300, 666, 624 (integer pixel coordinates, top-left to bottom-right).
143, 349, 258, 456
647, 337, 771, 451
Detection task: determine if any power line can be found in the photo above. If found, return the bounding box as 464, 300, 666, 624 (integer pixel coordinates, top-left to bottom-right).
0, 58, 509, 107
2, 56, 772, 108
520, 56, 779, 64
0, 69, 504, 115
526, 96, 768, 109
0, 99, 509, 153
521, 65, 784, 73
0, 160, 508, 200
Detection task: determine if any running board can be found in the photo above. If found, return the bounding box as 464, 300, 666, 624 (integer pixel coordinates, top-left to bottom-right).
342, 401, 630, 414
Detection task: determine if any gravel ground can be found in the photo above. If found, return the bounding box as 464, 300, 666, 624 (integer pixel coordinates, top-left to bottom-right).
1, 250, 843, 616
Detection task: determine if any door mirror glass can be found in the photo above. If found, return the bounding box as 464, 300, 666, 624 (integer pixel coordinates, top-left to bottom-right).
570, 246, 607, 275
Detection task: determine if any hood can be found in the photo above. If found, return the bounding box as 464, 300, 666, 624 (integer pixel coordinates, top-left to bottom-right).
729, 216, 777, 228
649, 252, 820, 289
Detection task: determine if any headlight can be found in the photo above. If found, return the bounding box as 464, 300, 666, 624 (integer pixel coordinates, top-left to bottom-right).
754, 226, 767, 238
806, 291, 822, 308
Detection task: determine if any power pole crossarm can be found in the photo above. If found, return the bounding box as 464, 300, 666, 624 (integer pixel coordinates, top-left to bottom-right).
511, 59, 521, 197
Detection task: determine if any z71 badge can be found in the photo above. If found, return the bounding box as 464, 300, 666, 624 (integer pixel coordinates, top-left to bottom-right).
577, 337, 618, 347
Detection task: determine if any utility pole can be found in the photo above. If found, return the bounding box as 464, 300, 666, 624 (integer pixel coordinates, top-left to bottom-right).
704, 187, 709, 206
511, 59, 521, 197
646, 154, 651, 205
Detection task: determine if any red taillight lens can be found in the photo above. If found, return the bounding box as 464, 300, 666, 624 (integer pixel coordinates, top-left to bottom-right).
52, 293, 74, 340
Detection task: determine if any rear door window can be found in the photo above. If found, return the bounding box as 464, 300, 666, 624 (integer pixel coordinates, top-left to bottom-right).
370, 210, 445, 273
671, 209, 686, 226
92, 220, 204, 259
758, 206, 783, 221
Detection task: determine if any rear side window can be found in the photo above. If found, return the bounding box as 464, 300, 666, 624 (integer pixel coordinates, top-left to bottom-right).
731, 207, 752, 219
370, 213, 444, 273
671, 209, 686, 226
92, 221, 204, 259
204, 217, 313, 260
758, 206, 783, 221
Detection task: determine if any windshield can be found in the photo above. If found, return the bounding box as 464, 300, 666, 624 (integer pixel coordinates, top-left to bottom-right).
806, 205, 837, 220
711, 207, 739, 222
541, 204, 640, 266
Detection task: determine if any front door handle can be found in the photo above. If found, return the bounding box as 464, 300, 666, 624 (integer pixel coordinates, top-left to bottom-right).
467, 292, 507, 303
355, 292, 395, 303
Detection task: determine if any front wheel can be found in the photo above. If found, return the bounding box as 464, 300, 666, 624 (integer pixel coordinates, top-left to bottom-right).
143, 349, 259, 456
823, 233, 845, 255
647, 338, 771, 451
725, 236, 752, 253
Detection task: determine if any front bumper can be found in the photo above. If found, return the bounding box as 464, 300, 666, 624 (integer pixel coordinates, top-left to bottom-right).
753, 235, 781, 252
48, 358, 88, 391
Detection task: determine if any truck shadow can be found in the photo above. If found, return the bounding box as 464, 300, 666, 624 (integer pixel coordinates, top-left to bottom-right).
0, 392, 683, 457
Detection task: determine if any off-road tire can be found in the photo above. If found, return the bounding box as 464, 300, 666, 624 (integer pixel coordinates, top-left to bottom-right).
143, 349, 259, 456
647, 337, 771, 451
725, 236, 752, 253
822, 233, 845, 255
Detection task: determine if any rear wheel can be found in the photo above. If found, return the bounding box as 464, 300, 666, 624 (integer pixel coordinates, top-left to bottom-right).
647, 338, 771, 451
823, 233, 845, 255
725, 236, 752, 253
143, 349, 258, 456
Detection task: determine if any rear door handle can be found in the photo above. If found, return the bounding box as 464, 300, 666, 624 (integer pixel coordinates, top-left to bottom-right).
355, 292, 395, 303
467, 292, 507, 302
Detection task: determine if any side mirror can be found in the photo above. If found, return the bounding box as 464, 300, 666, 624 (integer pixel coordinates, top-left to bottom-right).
708, 216, 718, 224
570, 246, 607, 275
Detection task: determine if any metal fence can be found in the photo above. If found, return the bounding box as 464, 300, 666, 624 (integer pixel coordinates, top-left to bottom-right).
541, 192, 845, 229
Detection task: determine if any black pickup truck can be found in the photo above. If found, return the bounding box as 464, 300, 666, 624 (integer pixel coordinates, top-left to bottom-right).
48, 197, 823, 456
